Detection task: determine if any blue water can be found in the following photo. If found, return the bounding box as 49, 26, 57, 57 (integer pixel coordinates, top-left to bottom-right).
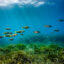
0, 0, 64, 46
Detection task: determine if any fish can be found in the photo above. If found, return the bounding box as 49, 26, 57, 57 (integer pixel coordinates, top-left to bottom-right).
12, 34, 17, 37
5, 28, 11, 30
15, 30, 25, 33
4, 34, 12, 37
34, 31, 40, 34
0, 36, 3, 38
44, 25, 52, 28
9, 38, 14, 41
59, 19, 64, 22
3, 32, 12, 34
54, 29, 60, 32
22, 26, 29, 29
20, 34, 24, 35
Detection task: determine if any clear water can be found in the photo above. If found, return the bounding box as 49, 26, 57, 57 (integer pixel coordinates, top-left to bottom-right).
0, 0, 64, 46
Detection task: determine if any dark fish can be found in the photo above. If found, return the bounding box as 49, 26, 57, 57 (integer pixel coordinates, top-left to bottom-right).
3, 32, 12, 34
0, 36, 3, 38
15, 30, 25, 33
5, 28, 11, 30
9, 38, 14, 41
4, 34, 12, 37
54, 29, 60, 32
44, 25, 52, 28
34, 31, 40, 34
20, 34, 24, 35
59, 19, 64, 22
22, 26, 29, 29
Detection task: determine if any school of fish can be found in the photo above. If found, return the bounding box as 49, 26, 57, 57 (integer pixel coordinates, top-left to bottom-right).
0, 19, 64, 41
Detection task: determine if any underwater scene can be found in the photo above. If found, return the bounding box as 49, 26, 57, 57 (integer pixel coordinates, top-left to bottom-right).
0, 0, 64, 64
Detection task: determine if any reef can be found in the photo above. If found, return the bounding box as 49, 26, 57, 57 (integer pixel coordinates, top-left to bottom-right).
0, 43, 64, 64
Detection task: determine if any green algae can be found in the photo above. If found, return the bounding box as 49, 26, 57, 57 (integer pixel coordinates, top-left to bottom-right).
0, 44, 64, 64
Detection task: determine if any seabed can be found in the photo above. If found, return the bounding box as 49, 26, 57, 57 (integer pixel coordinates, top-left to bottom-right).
0, 35, 64, 64
0, 43, 64, 64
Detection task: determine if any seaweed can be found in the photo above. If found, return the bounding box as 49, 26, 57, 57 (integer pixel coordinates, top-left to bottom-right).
15, 44, 26, 50
0, 44, 64, 64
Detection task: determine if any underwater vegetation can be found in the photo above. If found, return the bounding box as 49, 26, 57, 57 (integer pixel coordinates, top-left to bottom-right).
0, 44, 64, 64
0, 18, 64, 64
